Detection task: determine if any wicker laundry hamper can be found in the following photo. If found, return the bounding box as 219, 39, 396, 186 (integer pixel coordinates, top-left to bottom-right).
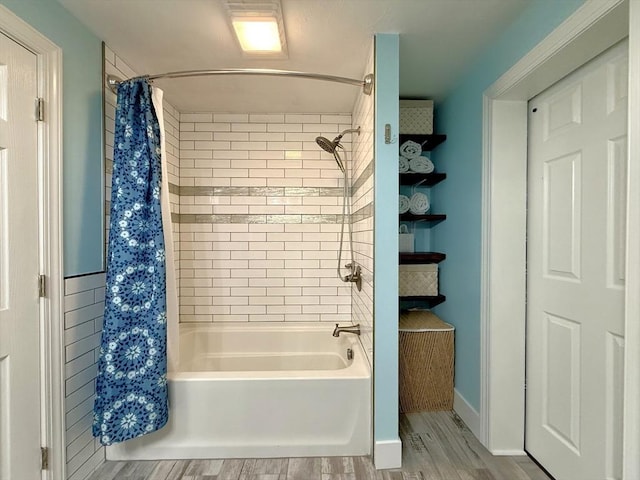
399, 310, 454, 412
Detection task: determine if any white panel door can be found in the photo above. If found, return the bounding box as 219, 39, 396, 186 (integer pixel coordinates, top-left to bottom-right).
0, 33, 41, 480
526, 41, 627, 480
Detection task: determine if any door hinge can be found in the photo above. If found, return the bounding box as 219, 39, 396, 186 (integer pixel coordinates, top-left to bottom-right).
41, 446, 48, 470
36, 97, 44, 122
38, 274, 46, 298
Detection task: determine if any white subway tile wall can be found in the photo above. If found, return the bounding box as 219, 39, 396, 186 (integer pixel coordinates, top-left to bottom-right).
350, 48, 375, 366
178, 113, 355, 323
64, 273, 106, 480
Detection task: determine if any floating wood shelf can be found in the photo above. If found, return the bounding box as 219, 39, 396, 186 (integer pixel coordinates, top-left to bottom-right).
399, 213, 446, 223
399, 252, 446, 264
399, 294, 447, 308
399, 172, 446, 186
398, 128, 448, 308
399, 133, 447, 151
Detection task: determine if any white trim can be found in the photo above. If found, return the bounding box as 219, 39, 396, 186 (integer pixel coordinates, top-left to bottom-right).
491, 450, 527, 457
623, 3, 640, 478
373, 439, 402, 470
453, 389, 481, 441
481, 97, 528, 452
0, 6, 64, 480
486, 0, 627, 99
481, 0, 629, 457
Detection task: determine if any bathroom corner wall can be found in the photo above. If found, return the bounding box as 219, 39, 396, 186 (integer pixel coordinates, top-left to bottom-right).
177, 113, 353, 323
373, 33, 401, 467
431, 0, 586, 411
351, 46, 375, 366
63, 273, 106, 480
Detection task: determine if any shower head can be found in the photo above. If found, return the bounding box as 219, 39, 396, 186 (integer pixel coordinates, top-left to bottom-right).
315, 136, 339, 155
315, 127, 361, 172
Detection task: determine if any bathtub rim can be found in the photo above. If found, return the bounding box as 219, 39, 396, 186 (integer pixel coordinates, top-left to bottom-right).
170, 321, 371, 380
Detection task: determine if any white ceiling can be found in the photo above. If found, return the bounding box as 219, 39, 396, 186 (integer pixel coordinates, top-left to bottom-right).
57, 0, 531, 113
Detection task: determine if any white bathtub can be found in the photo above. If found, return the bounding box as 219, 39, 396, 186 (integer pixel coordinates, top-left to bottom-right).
106, 322, 371, 460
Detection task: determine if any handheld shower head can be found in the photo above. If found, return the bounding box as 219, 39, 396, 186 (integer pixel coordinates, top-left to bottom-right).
315, 135, 345, 172
315, 136, 339, 155
315, 126, 361, 172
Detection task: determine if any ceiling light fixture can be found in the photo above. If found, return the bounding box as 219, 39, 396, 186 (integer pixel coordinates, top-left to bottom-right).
225, 1, 288, 58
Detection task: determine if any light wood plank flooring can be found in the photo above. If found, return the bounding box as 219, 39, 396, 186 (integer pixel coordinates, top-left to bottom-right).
86, 411, 551, 480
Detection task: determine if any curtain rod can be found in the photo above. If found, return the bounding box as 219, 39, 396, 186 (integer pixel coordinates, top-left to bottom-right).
107, 69, 374, 95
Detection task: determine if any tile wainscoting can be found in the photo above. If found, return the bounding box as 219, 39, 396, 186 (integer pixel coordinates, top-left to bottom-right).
64, 273, 107, 480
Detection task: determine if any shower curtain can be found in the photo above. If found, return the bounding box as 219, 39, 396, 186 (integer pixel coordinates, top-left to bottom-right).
93, 78, 175, 445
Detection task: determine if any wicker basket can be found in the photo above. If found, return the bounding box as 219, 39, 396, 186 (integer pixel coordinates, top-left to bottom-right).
399, 99, 434, 134
399, 310, 454, 412
399, 264, 438, 296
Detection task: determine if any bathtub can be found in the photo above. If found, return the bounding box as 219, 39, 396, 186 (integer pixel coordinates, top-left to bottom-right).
106, 322, 371, 460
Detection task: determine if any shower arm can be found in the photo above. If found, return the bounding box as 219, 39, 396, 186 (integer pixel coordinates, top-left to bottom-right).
107, 70, 374, 95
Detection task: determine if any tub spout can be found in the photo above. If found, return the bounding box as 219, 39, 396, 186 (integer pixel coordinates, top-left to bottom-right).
333, 323, 361, 337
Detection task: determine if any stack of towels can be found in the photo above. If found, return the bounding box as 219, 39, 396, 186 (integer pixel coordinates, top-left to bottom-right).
399, 140, 435, 174
399, 192, 430, 215
399, 140, 432, 214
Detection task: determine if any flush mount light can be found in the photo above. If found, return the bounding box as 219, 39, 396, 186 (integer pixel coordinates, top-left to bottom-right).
225, 1, 288, 58
232, 17, 281, 52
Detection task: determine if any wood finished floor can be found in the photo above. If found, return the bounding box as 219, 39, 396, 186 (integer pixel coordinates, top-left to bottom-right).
87, 411, 551, 480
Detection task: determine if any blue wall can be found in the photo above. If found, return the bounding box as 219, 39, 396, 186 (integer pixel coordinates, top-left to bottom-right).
374, 34, 400, 450
1, 0, 104, 277
431, 0, 585, 411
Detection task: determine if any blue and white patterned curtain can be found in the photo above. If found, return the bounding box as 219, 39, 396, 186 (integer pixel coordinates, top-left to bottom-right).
93, 78, 169, 445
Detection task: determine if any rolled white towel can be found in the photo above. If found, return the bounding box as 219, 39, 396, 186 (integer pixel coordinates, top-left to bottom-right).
399, 155, 409, 173
409, 156, 435, 174
409, 192, 430, 214
399, 140, 422, 159
399, 195, 410, 214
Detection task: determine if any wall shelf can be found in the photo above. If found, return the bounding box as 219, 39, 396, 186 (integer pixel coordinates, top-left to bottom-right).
399, 172, 446, 186
399, 133, 446, 151
399, 294, 446, 308
399, 128, 447, 309
399, 213, 446, 224
399, 252, 446, 264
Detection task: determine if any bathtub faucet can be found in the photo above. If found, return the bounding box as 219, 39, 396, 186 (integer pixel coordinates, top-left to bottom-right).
333, 323, 361, 337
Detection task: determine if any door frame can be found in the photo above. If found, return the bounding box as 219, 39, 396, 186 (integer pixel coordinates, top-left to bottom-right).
480, 0, 640, 477
0, 6, 64, 480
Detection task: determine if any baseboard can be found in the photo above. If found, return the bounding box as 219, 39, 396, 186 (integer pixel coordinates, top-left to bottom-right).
453, 389, 481, 440
452, 390, 526, 456
491, 449, 527, 456
374, 439, 402, 470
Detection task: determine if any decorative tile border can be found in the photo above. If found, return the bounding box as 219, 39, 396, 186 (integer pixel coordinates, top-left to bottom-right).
176, 213, 345, 224
109, 166, 372, 229
352, 203, 373, 224
351, 161, 373, 196
179, 185, 343, 197
171, 182, 373, 224
168, 183, 180, 195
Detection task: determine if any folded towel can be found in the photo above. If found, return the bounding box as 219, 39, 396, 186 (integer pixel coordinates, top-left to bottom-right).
399, 140, 422, 159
